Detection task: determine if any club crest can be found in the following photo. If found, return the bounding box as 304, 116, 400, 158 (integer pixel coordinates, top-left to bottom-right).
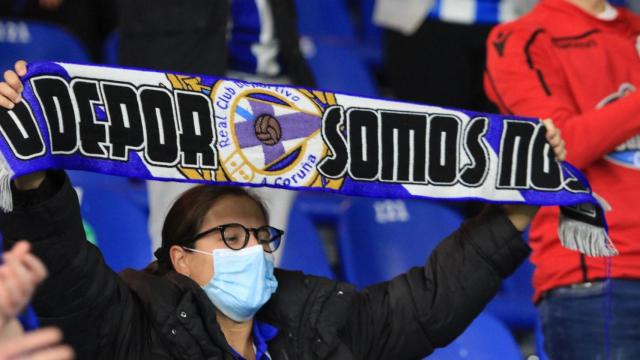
212, 80, 327, 187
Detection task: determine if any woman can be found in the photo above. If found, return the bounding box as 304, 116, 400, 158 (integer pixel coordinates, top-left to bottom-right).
0, 61, 565, 359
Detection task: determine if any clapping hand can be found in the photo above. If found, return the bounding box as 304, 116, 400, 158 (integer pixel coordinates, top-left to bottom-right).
0, 327, 73, 360
0, 242, 47, 332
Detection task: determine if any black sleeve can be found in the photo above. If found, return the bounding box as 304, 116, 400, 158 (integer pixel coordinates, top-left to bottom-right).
0, 171, 142, 358
340, 206, 531, 359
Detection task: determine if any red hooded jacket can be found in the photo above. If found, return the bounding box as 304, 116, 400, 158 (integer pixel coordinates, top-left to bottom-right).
485, 0, 640, 301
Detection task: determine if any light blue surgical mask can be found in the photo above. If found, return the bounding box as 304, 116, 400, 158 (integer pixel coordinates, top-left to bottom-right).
185, 245, 278, 322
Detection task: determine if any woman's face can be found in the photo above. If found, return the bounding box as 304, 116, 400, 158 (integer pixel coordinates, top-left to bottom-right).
177, 194, 267, 286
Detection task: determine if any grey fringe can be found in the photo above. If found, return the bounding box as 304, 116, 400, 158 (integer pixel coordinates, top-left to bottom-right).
558, 214, 617, 257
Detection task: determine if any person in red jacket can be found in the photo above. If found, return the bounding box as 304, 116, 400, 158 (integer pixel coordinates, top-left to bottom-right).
485, 0, 640, 358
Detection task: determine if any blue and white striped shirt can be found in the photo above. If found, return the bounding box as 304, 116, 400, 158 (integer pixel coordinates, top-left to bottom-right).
229, 0, 284, 77
427, 0, 519, 24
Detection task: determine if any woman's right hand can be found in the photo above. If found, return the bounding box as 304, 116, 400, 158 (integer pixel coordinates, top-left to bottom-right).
0, 61, 47, 189
0, 60, 27, 110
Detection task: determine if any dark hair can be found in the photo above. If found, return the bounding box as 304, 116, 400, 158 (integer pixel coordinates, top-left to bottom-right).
154, 185, 269, 273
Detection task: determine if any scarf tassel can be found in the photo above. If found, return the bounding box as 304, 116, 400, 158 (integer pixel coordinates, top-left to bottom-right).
558, 214, 617, 257
0, 150, 13, 212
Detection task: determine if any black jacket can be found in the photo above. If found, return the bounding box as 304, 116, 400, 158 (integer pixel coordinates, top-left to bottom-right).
116, 0, 315, 87
0, 172, 530, 359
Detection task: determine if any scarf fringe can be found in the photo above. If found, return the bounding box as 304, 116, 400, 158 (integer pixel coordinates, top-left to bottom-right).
558, 214, 617, 257
0, 150, 13, 212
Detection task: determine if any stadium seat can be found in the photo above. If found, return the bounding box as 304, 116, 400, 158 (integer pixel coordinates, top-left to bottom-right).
484, 226, 537, 331
350, 0, 383, 68
103, 31, 119, 65
337, 197, 463, 289
68, 170, 152, 272
429, 312, 523, 360
302, 36, 378, 97
535, 318, 551, 360
294, 0, 356, 39
0, 19, 89, 71
278, 193, 347, 279
486, 258, 538, 331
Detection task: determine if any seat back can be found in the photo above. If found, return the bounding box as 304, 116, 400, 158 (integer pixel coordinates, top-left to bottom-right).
485, 229, 537, 331
301, 36, 378, 97
535, 318, 550, 360
68, 171, 151, 272
429, 312, 523, 360
0, 19, 89, 70
102, 30, 119, 65
294, 0, 355, 38
278, 193, 348, 279
337, 197, 463, 289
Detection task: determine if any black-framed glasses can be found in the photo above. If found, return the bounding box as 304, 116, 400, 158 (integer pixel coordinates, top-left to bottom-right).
189, 223, 284, 253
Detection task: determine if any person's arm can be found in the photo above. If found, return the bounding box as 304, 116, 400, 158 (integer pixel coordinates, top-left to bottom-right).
484, 23, 640, 169
338, 118, 564, 358
0, 242, 74, 360
340, 205, 530, 358
0, 170, 139, 358
0, 62, 142, 358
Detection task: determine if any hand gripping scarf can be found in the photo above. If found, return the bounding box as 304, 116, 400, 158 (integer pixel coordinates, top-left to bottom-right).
0, 62, 616, 257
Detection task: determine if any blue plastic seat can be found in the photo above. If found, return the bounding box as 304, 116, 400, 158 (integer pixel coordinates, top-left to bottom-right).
68, 170, 152, 272
486, 259, 537, 331
337, 197, 463, 289
350, 0, 383, 68
429, 312, 523, 360
294, 0, 356, 39
278, 193, 347, 279
535, 318, 550, 360
484, 227, 537, 331
0, 19, 89, 70
103, 31, 119, 65
302, 36, 378, 97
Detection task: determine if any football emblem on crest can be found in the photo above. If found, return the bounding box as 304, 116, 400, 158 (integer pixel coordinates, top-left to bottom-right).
254, 114, 282, 146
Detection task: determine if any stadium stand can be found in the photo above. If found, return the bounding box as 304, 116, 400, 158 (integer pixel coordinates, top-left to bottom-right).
1, 3, 545, 357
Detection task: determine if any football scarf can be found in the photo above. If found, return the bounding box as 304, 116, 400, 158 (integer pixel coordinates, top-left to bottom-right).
0, 62, 616, 256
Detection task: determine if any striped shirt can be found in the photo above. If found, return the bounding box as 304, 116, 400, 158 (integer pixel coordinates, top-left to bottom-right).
229, 0, 284, 77
426, 0, 520, 24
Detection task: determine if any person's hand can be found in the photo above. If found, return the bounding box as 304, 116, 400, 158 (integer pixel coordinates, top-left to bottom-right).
0, 242, 47, 332
13, 172, 47, 191
542, 118, 566, 162
0, 61, 47, 190
503, 118, 566, 230
0, 61, 27, 110
39, 0, 64, 10
0, 327, 74, 360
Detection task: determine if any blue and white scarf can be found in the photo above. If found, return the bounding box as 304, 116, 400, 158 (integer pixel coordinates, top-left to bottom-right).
0, 62, 615, 256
